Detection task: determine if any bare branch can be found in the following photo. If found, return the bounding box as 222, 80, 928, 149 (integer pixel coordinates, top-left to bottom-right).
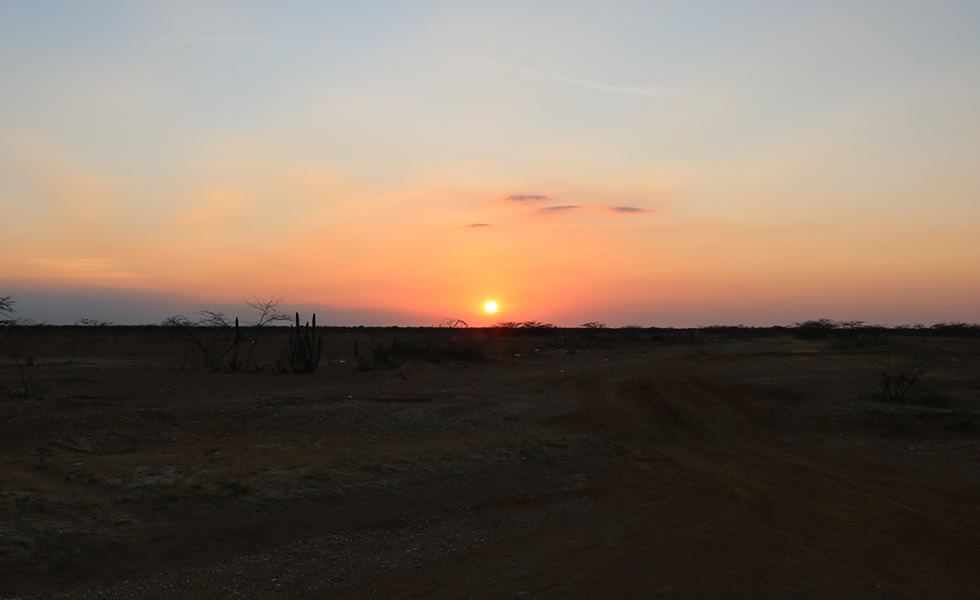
244, 296, 291, 326
0, 295, 16, 316
198, 310, 232, 327
75, 317, 113, 327
161, 315, 193, 327
241, 296, 293, 371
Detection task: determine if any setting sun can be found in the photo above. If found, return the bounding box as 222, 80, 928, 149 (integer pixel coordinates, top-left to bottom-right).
0, 3, 977, 331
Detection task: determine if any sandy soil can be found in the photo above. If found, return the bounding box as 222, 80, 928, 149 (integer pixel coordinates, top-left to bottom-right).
1, 327, 979, 599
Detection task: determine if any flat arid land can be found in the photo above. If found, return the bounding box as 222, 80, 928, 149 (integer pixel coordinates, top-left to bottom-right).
2, 326, 979, 599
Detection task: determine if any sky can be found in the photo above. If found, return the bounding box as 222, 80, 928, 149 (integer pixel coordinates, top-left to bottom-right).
2, 1, 979, 327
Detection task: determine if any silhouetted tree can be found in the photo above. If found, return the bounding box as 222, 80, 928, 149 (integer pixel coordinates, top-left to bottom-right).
163, 297, 293, 370
241, 297, 291, 370
439, 317, 468, 328
520, 321, 556, 329
1, 296, 35, 395
162, 311, 234, 368
0, 295, 15, 325
793, 318, 839, 340
75, 317, 113, 327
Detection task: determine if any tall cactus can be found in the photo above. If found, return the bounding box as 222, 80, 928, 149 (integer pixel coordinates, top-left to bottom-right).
280, 312, 322, 373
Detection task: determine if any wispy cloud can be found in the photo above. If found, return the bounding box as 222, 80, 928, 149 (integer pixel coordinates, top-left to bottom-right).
466, 223, 491, 228
7, 255, 142, 283
539, 205, 580, 213
608, 206, 654, 214
151, 37, 323, 45
506, 194, 550, 202
483, 61, 673, 98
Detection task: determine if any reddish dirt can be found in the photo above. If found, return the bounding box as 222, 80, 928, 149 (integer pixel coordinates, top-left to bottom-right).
1, 327, 979, 598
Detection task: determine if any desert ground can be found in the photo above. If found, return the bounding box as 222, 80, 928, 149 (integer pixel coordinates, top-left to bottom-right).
1, 325, 979, 599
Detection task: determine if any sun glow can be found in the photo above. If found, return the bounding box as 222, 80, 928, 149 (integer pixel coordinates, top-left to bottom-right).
484, 301, 498, 313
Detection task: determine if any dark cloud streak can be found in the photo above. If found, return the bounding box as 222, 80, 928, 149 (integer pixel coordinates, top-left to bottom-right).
466, 223, 491, 228
539, 205, 580, 213
609, 206, 653, 214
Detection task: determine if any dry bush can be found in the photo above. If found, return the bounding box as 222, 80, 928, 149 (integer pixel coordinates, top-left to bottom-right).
877, 357, 927, 402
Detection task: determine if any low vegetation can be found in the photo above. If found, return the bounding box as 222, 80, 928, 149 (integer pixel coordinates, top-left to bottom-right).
1, 318, 978, 598
878, 357, 925, 403
278, 312, 323, 373
0, 295, 15, 325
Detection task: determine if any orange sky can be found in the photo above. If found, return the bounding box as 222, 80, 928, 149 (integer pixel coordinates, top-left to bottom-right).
2, 3, 979, 326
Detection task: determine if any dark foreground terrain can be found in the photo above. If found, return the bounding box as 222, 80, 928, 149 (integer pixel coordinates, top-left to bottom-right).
1, 326, 979, 598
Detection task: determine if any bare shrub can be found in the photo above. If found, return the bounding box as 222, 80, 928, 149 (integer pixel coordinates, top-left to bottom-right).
163, 297, 291, 371
0, 295, 16, 326
241, 297, 291, 371
162, 312, 234, 369
878, 357, 926, 402
439, 317, 468, 328
75, 317, 113, 327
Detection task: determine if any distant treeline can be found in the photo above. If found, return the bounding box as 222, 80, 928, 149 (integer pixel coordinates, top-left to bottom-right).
3, 319, 978, 338
780, 319, 980, 339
